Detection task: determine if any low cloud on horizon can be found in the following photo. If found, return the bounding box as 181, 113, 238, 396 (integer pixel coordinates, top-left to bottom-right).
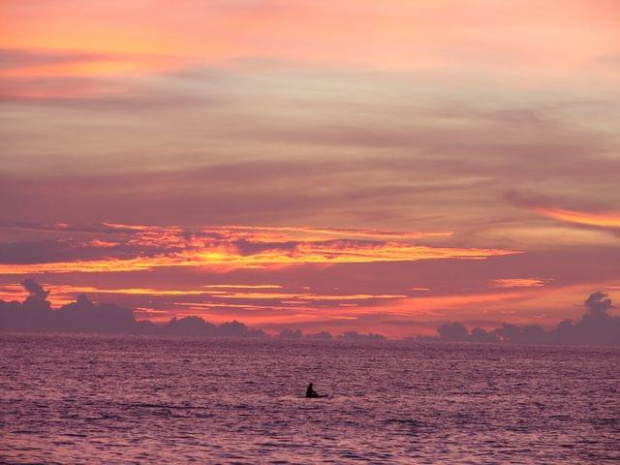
1, 280, 618, 346
434, 291, 620, 346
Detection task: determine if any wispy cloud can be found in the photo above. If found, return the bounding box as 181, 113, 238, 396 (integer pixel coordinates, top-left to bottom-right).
506, 191, 620, 233
491, 278, 549, 288
0, 222, 517, 274
534, 207, 620, 229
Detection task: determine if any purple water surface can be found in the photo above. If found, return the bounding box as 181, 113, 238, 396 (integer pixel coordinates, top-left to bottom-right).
1, 333, 619, 464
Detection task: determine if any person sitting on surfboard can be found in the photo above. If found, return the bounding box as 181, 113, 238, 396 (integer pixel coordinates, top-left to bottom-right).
305, 383, 320, 398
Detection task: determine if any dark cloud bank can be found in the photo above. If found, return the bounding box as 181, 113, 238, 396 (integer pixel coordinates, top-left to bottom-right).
0, 280, 383, 340
0, 279, 265, 338
1, 280, 618, 345
429, 292, 620, 346
278, 328, 385, 341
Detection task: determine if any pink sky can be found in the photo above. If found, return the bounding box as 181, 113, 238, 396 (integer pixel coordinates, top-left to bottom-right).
1, 0, 619, 337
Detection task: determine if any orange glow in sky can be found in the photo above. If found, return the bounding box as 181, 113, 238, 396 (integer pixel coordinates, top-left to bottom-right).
535, 207, 620, 229
1, 0, 619, 338
0, 224, 518, 275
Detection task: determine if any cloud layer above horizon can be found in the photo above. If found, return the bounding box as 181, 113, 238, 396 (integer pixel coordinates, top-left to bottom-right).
2, 279, 617, 345
1, 0, 619, 337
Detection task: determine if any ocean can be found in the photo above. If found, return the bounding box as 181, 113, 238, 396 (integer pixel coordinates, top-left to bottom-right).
1, 333, 619, 464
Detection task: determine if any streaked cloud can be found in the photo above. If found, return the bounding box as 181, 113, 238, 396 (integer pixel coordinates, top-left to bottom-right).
491, 278, 549, 288
0, 222, 517, 275
507, 192, 620, 236
534, 207, 620, 229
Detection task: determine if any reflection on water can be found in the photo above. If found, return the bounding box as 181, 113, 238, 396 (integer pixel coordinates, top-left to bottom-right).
1, 333, 619, 464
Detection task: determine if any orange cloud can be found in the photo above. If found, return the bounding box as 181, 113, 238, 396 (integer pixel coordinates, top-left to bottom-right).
534, 207, 620, 229
491, 278, 549, 288
0, 55, 183, 79
103, 223, 451, 241
0, 223, 517, 275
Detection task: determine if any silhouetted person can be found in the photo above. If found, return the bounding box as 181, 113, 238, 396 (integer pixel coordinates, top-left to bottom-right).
305, 383, 319, 398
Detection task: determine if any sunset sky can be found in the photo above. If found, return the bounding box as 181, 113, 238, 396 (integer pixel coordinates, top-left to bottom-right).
1, 0, 619, 337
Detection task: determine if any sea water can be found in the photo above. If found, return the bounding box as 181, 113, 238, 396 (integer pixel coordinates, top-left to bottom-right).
1, 333, 619, 464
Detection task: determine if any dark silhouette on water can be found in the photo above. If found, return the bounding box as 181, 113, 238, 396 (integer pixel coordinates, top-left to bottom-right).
306, 383, 320, 398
